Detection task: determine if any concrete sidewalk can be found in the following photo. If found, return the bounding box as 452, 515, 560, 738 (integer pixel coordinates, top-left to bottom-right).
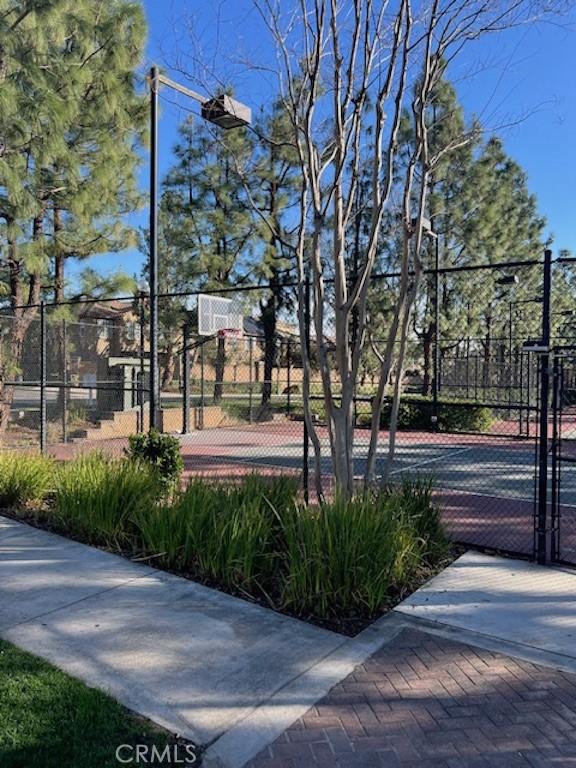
0, 515, 390, 764
396, 550, 576, 664
4, 517, 576, 768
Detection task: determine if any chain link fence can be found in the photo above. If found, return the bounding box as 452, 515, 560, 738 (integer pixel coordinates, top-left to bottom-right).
1, 253, 575, 563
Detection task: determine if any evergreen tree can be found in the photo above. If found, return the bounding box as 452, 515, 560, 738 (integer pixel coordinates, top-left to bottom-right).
458, 137, 547, 389
159, 114, 256, 402
380, 76, 547, 397
0, 0, 146, 432
163, 115, 255, 286
250, 99, 299, 408
139, 196, 190, 390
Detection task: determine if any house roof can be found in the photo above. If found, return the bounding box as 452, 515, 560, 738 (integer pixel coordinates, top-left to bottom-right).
243, 317, 299, 340
77, 300, 135, 321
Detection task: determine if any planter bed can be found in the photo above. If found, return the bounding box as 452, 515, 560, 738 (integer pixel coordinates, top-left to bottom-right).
0, 450, 454, 637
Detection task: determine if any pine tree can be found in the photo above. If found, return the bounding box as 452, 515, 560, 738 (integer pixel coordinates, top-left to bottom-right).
139, 195, 191, 390
250, 99, 299, 408
160, 114, 256, 402
458, 137, 547, 389
395, 77, 481, 394
382, 76, 547, 397
0, 0, 146, 433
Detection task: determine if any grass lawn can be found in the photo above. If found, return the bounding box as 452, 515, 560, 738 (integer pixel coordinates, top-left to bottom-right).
0, 639, 196, 768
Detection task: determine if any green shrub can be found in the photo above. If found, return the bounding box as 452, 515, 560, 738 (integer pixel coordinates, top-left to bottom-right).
280, 482, 445, 618
380, 400, 429, 430
438, 403, 493, 433
356, 396, 493, 433
132, 474, 300, 588
54, 453, 162, 546
0, 452, 54, 508
126, 430, 183, 493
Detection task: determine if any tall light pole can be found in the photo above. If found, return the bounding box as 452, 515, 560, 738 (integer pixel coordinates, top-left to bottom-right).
149, 67, 159, 430
147, 67, 251, 430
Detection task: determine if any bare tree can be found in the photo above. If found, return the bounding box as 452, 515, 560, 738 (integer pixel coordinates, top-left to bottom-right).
250, 0, 547, 499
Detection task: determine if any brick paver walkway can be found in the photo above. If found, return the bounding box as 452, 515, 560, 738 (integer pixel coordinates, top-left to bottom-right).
246, 627, 576, 768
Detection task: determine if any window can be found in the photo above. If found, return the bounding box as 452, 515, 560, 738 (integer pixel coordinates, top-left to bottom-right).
126, 322, 139, 341
96, 319, 112, 339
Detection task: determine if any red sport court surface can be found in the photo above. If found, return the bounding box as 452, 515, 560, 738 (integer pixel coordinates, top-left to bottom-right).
49, 420, 576, 564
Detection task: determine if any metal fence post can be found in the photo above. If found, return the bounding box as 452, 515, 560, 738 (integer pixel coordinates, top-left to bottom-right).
526, 355, 531, 436
200, 340, 205, 430
149, 66, 160, 431
287, 338, 292, 417
39, 301, 47, 453
550, 355, 561, 562
432, 245, 440, 429
249, 336, 254, 424
508, 300, 513, 414
303, 270, 311, 504
536, 248, 552, 564
62, 318, 67, 443
139, 293, 145, 433
518, 351, 524, 436
182, 323, 190, 434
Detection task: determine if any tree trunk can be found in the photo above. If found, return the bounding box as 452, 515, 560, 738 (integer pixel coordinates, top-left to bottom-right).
331, 404, 355, 498
421, 323, 433, 395
0, 283, 42, 435
161, 345, 176, 389
213, 335, 225, 403
54, 207, 65, 304
0, 206, 45, 440
0, 219, 44, 438
260, 295, 276, 408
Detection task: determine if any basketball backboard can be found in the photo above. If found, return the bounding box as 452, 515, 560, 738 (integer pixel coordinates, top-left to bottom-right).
197, 294, 243, 336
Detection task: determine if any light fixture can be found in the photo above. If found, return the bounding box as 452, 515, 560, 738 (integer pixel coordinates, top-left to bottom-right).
201, 94, 252, 130
407, 216, 438, 238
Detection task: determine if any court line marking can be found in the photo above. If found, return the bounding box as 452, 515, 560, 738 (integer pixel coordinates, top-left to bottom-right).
388, 446, 476, 475
435, 486, 576, 511
179, 444, 576, 511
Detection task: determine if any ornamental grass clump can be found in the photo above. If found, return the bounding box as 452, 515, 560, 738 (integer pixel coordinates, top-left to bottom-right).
53, 453, 162, 547
0, 452, 54, 508
132, 475, 300, 591
280, 481, 447, 619
280, 494, 401, 617
395, 475, 448, 560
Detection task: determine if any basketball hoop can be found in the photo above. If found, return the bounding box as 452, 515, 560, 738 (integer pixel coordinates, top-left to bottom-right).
198, 294, 244, 337
217, 328, 243, 340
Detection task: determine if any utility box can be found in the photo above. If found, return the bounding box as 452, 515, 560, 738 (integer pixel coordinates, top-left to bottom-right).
97, 356, 150, 413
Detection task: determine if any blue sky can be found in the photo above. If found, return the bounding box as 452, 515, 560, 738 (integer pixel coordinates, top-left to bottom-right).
80, 1, 576, 282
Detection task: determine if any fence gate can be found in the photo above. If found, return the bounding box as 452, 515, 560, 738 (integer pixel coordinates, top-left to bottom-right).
550, 349, 576, 565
